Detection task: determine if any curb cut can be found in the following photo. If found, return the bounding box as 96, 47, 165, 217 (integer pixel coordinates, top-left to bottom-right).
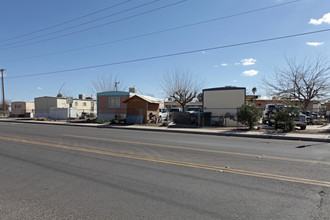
1, 119, 329, 143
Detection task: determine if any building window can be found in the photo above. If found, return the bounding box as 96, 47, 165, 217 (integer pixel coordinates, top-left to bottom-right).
15, 105, 21, 108
109, 97, 120, 108
75, 102, 78, 106
83, 102, 87, 106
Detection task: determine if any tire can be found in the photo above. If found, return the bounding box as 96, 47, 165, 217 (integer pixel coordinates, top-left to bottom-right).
300, 125, 306, 130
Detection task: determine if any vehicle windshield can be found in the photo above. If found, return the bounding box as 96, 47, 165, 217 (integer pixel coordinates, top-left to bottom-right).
187, 108, 200, 111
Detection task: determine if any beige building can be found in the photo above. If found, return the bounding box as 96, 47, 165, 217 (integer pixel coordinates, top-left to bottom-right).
35, 96, 96, 118
11, 101, 35, 117
72, 98, 96, 116
203, 86, 246, 117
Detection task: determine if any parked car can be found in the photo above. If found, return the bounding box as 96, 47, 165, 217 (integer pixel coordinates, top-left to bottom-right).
270, 106, 307, 130
265, 104, 283, 126
186, 107, 202, 115
170, 108, 182, 112
274, 113, 307, 130
262, 104, 276, 125
159, 108, 169, 122
302, 111, 318, 125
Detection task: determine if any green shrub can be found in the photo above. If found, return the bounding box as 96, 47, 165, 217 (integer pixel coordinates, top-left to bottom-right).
237, 103, 262, 130
274, 106, 299, 131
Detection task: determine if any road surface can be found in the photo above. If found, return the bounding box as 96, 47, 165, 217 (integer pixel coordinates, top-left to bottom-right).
0, 122, 329, 219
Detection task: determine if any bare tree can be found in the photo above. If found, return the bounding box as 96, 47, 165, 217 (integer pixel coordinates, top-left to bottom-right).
0, 99, 11, 111
91, 74, 124, 93
263, 56, 330, 110
160, 67, 203, 110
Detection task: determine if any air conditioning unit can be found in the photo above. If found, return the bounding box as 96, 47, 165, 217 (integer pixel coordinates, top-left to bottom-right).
79, 94, 86, 100
129, 87, 137, 93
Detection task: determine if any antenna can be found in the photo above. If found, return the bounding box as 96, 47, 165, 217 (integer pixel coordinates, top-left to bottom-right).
58, 82, 66, 96
114, 81, 120, 91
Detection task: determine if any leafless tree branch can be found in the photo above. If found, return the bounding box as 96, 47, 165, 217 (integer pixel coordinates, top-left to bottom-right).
160, 67, 203, 110
262, 56, 330, 109
91, 74, 124, 93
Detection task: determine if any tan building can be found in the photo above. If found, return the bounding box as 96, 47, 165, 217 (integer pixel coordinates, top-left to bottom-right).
35, 96, 96, 118
203, 86, 246, 117
11, 101, 35, 117
72, 98, 96, 116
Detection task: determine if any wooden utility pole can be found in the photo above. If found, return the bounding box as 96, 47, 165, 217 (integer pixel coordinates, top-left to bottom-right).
0, 69, 5, 116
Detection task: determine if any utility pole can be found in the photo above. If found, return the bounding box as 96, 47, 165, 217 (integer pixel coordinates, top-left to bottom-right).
0, 69, 5, 117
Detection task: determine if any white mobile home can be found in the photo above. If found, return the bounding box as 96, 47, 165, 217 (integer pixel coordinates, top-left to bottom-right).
203, 86, 246, 124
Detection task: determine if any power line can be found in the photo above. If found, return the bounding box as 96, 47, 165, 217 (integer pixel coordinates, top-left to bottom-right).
3, 0, 301, 62
0, 0, 134, 44
0, 0, 162, 48
0, 0, 187, 50
6, 28, 330, 79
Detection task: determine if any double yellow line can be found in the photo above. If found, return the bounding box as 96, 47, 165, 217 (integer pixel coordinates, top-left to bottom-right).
1, 135, 330, 187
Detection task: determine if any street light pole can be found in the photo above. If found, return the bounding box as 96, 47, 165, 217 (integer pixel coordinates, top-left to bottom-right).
0, 69, 5, 117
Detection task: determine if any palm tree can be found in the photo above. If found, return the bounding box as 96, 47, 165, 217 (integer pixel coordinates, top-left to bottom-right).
252, 87, 257, 95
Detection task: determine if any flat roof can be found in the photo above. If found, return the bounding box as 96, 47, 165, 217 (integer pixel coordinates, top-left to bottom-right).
203, 87, 246, 92
97, 91, 136, 96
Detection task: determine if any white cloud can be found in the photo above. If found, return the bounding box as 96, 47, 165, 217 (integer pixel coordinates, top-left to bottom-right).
37, 87, 42, 90
201, 51, 206, 54
243, 70, 258, 76
234, 62, 241, 65
214, 65, 218, 68
233, 80, 238, 83
306, 42, 324, 46
221, 63, 228, 67
309, 13, 330, 25
241, 58, 257, 66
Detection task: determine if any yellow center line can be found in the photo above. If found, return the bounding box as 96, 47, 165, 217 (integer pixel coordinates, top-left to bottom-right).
1, 135, 330, 187
63, 134, 330, 166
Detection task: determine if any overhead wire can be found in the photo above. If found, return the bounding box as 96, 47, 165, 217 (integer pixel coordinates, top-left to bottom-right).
0, 0, 188, 50
3, 0, 301, 63
0, 0, 163, 48
0, 0, 135, 43
6, 28, 330, 79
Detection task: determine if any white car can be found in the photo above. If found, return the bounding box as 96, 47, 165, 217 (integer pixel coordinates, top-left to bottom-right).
186, 107, 202, 115
159, 108, 169, 121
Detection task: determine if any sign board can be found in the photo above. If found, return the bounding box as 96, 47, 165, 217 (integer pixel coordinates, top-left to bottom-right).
66, 97, 73, 104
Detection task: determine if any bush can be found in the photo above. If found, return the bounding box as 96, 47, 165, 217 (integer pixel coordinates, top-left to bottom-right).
274, 106, 299, 131
237, 103, 262, 130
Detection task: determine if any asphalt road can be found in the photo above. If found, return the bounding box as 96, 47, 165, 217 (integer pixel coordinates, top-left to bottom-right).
0, 122, 330, 219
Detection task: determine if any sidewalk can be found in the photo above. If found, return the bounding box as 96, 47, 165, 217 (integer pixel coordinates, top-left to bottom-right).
1, 118, 329, 143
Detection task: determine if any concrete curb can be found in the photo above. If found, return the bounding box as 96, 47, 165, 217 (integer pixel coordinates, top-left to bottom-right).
1, 119, 329, 143
101, 125, 330, 143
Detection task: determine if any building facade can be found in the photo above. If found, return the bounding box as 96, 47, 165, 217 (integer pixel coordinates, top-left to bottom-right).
11, 101, 35, 117
97, 91, 134, 121
35, 96, 96, 118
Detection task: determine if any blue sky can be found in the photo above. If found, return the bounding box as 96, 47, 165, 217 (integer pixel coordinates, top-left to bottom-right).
1, 0, 330, 101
